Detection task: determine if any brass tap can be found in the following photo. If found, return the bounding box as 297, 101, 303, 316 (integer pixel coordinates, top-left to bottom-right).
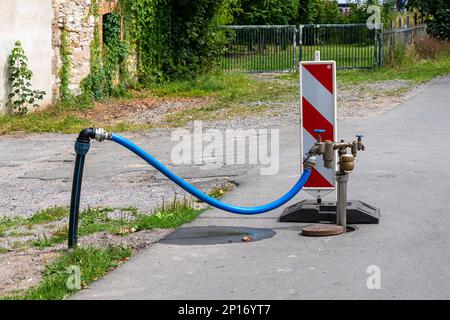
306, 130, 365, 173
339, 154, 355, 173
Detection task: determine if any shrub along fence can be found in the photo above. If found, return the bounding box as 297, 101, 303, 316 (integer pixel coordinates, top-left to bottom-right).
381, 25, 428, 65
219, 24, 427, 72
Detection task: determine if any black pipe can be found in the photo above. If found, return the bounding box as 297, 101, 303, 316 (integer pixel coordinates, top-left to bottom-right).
77, 127, 96, 142
68, 128, 95, 249
68, 153, 86, 248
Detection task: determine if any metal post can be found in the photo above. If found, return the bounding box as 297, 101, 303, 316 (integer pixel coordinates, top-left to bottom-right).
379, 23, 384, 67
374, 25, 378, 67
299, 25, 303, 64
336, 171, 349, 232
293, 26, 297, 71
390, 20, 394, 54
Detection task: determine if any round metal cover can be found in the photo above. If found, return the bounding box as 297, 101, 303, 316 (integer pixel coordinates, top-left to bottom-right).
302, 224, 344, 237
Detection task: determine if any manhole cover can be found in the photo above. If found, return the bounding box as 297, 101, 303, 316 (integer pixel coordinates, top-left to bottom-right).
160, 226, 276, 245
302, 224, 345, 237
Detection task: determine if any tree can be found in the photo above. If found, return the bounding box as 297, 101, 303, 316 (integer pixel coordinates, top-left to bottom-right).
232, 0, 299, 25
298, 0, 321, 24
408, 0, 450, 39
339, 0, 395, 27
316, 0, 341, 24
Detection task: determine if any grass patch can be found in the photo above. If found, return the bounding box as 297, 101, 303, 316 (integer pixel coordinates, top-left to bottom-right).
140, 71, 236, 98
0, 107, 144, 135
32, 228, 68, 249
0, 112, 89, 135
28, 207, 68, 225
275, 55, 450, 86
0, 216, 26, 237
1, 199, 202, 300
5, 245, 131, 300
164, 71, 296, 127
338, 56, 450, 84
136, 199, 201, 230
7, 230, 33, 237
219, 44, 375, 71
0, 207, 68, 239
208, 184, 235, 199
24, 199, 203, 249
143, 71, 294, 101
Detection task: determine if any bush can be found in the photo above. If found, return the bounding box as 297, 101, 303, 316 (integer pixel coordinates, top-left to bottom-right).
385, 36, 450, 67
408, 0, 450, 40
120, 0, 230, 84
7, 41, 46, 114
413, 37, 450, 60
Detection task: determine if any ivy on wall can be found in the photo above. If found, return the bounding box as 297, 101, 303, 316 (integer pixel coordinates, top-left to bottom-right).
59, 25, 71, 103
80, 1, 129, 105
60, 0, 231, 105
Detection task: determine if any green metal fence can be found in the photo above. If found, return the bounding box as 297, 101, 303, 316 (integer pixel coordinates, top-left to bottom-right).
219, 25, 297, 72
219, 24, 427, 72
299, 24, 378, 69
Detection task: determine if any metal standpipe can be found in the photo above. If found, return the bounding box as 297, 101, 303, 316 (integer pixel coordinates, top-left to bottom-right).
336, 171, 349, 232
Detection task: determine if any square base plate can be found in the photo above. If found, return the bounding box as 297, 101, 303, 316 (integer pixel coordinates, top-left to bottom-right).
279, 200, 380, 224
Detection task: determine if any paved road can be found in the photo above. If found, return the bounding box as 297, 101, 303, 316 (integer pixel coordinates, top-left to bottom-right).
73, 76, 450, 299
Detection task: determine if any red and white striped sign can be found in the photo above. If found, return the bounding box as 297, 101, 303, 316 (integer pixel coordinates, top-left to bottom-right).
300, 61, 337, 190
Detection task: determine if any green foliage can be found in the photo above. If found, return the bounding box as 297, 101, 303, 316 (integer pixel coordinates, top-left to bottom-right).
28, 207, 68, 225
339, 0, 395, 27
168, 0, 230, 79
338, 56, 450, 84
231, 0, 395, 26
231, 0, 395, 25
7, 41, 46, 114
408, 0, 450, 40
232, 0, 299, 25
136, 198, 201, 229
59, 27, 72, 103
298, 0, 321, 24
119, 0, 229, 83
316, 0, 341, 24
76, 0, 230, 101
119, 0, 172, 83
0, 216, 26, 237
81, 4, 129, 104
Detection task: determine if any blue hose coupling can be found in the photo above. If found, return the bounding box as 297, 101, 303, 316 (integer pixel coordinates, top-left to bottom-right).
74, 141, 90, 155
304, 155, 316, 170
94, 128, 111, 142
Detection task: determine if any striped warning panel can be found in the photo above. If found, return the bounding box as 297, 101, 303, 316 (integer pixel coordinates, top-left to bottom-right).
300, 61, 337, 190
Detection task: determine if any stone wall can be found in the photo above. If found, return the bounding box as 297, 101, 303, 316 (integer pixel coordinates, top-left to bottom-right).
51, 0, 118, 97
52, 0, 95, 97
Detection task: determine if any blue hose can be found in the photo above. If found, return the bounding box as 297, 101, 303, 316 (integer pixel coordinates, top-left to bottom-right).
111, 133, 312, 215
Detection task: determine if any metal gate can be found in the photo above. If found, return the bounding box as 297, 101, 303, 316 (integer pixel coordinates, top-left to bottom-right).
219, 24, 380, 72
219, 25, 298, 72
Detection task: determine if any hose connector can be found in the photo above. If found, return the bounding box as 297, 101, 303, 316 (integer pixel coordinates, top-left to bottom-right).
94, 128, 111, 142
304, 156, 316, 170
